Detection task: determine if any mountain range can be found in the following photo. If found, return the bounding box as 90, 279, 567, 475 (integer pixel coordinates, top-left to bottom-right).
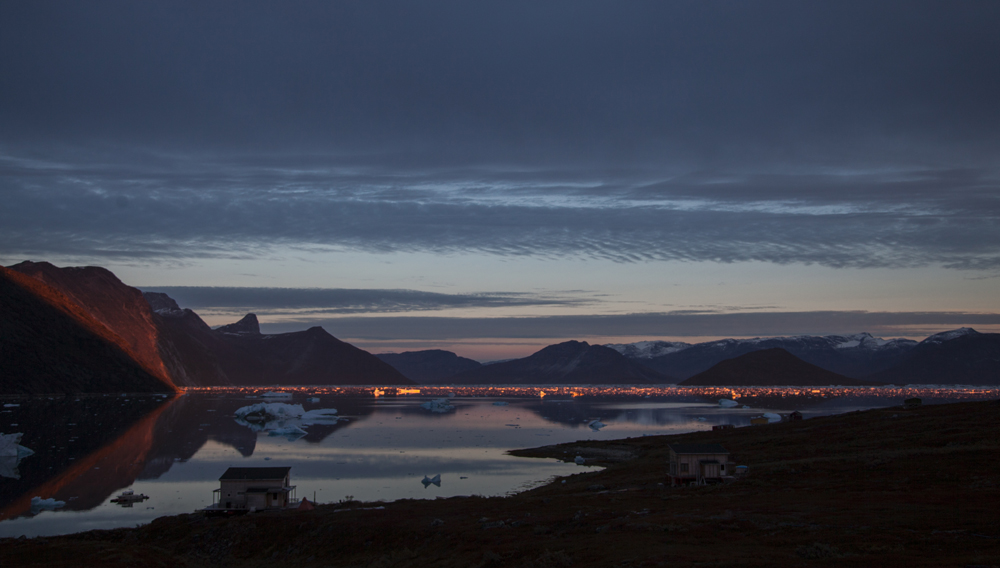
2, 261, 411, 393
3, 260, 998, 392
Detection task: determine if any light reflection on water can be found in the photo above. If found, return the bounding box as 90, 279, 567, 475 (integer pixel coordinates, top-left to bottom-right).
1, 385, 997, 537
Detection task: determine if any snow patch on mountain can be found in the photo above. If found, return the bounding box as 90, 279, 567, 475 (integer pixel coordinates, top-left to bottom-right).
604, 340, 692, 358
920, 327, 979, 345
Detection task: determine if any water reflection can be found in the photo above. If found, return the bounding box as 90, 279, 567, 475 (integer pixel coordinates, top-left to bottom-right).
0, 385, 997, 537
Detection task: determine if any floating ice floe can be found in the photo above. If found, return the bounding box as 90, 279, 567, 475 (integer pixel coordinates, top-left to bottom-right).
574, 456, 586, 465
697, 417, 707, 421
421, 399, 455, 413
260, 391, 292, 398
763, 412, 782, 423
234, 403, 339, 435
0, 433, 34, 458
743, 405, 751, 409
3, 404, 19, 408
30, 496, 65, 514
492, 401, 509, 406
588, 420, 606, 431
307, 397, 320, 403
421, 474, 441, 487
719, 399, 739, 408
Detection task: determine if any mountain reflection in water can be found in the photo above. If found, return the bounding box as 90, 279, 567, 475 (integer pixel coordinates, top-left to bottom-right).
0, 385, 997, 537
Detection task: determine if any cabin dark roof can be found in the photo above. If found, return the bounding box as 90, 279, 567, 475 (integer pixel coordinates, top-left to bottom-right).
219, 467, 291, 481
667, 443, 729, 455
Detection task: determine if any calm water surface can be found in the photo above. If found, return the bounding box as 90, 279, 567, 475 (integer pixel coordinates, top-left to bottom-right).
1, 385, 996, 537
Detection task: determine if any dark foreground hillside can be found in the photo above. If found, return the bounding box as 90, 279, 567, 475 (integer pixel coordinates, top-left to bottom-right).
3, 399, 998, 567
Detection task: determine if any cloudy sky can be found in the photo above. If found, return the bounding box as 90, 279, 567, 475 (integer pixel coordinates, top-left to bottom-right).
3, 1, 999, 359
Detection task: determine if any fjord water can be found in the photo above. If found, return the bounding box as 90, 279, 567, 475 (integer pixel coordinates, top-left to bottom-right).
1, 386, 997, 537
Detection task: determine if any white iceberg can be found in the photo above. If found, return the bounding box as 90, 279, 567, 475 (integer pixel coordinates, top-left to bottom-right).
588, 420, 606, 431
234, 402, 306, 420
421, 399, 455, 413
0, 433, 34, 458
260, 391, 292, 398
763, 412, 782, 423
719, 399, 739, 408
30, 496, 65, 514
574, 455, 586, 465
421, 474, 441, 487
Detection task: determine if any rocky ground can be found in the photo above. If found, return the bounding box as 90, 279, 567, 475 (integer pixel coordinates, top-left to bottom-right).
2, 399, 999, 567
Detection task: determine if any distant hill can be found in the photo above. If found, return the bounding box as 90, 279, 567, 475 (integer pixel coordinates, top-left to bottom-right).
376, 350, 482, 384
0, 266, 174, 394
866, 328, 1000, 385
211, 315, 414, 386
614, 333, 916, 379
679, 348, 882, 387
444, 340, 674, 384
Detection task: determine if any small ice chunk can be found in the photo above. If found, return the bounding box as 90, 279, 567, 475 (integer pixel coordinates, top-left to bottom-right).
30, 496, 65, 513
697, 417, 707, 421
719, 399, 739, 408
3, 404, 19, 408
306, 397, 320, 403
588, 420, 606, 431
574, 456, 586, 465
421, 399, 455, 413
742, 405, 751, 409
763, 412, 782, 423
421, 474, 441, 487
492, 401, 509, 406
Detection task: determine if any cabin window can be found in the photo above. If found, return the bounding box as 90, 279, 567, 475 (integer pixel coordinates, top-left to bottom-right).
680, 463, 689, 473
720, 464, 725, 472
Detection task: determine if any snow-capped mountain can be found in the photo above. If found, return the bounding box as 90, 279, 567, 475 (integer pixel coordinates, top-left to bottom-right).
610, 333, 918, 379
918, 327, 979, 346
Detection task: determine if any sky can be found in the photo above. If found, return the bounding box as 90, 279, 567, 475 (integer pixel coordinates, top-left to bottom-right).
2, 1, 1000, 360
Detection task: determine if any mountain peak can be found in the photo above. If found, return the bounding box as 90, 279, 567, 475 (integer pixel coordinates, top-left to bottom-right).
215, 314, 260, 335
921, 328, 979, 345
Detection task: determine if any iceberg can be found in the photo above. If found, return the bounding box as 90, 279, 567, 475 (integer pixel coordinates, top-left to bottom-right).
421, 399, 455, 413
719, 399, 739, 408
233, 403, 339, 436
421, 474, 441, 487
588, 420, 606, 431
492, 401, 509, 406
0, 433, 34, 458
30, 496, 65, 514
574, 455, 586, 465
763, 412, 782, 423
306, 397, 320, 403
234, 402, 306, 420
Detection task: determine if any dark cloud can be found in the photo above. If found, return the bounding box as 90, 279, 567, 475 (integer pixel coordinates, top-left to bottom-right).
267, 311, 1000, 341
141, 286, 590, 315
2, 2, 999, 268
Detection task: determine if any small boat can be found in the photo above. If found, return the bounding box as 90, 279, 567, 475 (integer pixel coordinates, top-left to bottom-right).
111, 489, 150, 507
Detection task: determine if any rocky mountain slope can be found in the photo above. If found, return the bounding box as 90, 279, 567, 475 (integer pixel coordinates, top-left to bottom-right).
865, 328, 1000, 385
443, 340, 674, 384
679, 347, 881, 386
0, 267, 174, 394
376, 350, 482, 383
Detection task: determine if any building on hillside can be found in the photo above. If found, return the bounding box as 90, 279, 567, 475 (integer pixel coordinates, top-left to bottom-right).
750, 416, 770, 426
203, 467, 298, 516
786, 411, 803, 421
667, 443, 731, 486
